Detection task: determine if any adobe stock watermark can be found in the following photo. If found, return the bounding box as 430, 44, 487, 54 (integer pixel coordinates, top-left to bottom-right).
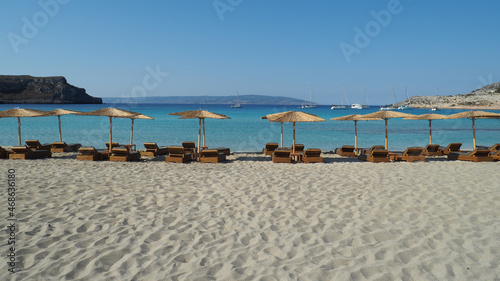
8, 0, 70, 54
213, 0, 243, 21
476, 73, 494, 89
339, 0, 406, 63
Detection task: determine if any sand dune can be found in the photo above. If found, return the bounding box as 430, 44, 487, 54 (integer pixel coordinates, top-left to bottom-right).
1, 153, 499, 280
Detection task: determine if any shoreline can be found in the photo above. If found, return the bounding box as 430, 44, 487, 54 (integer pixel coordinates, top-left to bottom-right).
1, 153, 499, 280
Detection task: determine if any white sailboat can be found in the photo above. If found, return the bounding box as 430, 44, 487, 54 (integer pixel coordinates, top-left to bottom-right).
398, 87, 413, 110
231, 92, 242, 108
380, 85, 397, 111
331, 84, 349, 109
361, 88, 369, 109
301, 85, 316, 108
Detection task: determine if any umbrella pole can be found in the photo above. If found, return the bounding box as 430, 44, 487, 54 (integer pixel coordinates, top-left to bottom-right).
429, 120, 432, 145
280, 122, 283, 147
354, 120, 358, 149
472, 118, 476, 150
18, 117, 22, 146
385, 119, 388, 150
130, 118, 135, 145
58, 115, 62, 142
198, 118, 202, 155
293, 122, 296, 153
202, 118, 206, 147
109, 117, 113, 152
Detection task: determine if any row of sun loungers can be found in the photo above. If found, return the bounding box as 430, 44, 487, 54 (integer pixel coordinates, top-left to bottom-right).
267, 145, 323, 164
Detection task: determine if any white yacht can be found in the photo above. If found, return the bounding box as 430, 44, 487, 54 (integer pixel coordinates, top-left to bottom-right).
351, 103, 363, 109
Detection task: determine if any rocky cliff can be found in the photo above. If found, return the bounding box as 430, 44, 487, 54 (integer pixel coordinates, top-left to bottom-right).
394, 83, 500, 109
0, 75, 102, 104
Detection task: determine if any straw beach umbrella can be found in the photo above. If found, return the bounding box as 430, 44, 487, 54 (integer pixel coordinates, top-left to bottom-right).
446, 110, 500, 149
129, 114, 154, 145
169, 109, 230, 154
265, 111, 325, 153
47, 109, 82, 142
362, 111, 417, 149
331, 114, 382, 149
403, 113, 447, 145
0, 108, 49, 145
76, 108, 144, 151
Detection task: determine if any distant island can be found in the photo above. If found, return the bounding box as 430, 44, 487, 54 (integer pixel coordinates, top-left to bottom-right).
0, 75, 102, 104
103, 95, 312, 106
394, 82, 500, 109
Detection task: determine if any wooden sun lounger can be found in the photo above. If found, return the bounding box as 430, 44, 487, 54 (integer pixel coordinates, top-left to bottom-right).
25, 140, 52, 151
491, 150, 500, 161
263, 143, 279, 156
292, 144, 305, 152
141, 142, 169, 157
447, 149, 494, 162
182, 141, 197, 160
476, 143, 500, 152
358, 145, 385, 155
393, 147, 426, 162
9, 146, 51, 160
51, 142, 82, 153
439, 143, 462, 155
335, 145, 356, 157
358, 149, 390, 163
272, 149, 292, 163
421, 144, 442, 156
109, 146, 141, 162
166, 146, 192, 163
303, 148, 323, 163
200, 149, 226, 163
77, 146, 110, 161
0, 146, 13, 159
210, 147, 230, 155
105, 142, 120, 150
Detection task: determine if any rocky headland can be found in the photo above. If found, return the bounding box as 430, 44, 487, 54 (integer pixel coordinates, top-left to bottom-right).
394, 83, 500, 109
0, 75, 102, 104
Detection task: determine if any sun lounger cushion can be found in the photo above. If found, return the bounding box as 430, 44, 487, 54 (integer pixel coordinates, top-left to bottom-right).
200, 149, 226, 163
272, 149, 291, 163
358, 149, 390, 163
51, 142, 82, 153
303, 149, 322, 163
393, 147, 426, 162
9, 145, 51, 160
25, 140, 52, 150
166, 146, 192, 163
77, 146, 109, 161
421, 144, 442, 156
335, 145, 356, 157
141, 142, 169, 157
263, 143, 279, 155
447, 149, 493, 162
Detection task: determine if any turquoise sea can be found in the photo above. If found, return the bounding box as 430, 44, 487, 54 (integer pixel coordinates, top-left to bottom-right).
1, 103, 499, 152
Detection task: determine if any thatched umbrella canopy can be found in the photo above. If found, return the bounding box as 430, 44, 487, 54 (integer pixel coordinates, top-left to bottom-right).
169, 110, 230, 154
76, 108, 144, 151
403, 113, 447, 145
362, 111, 417, 149
0, 108, 49, 145
446, 110, 500, 149
47, 109, 82, 142
264, 111, 325, 153
331, 114, 382, 149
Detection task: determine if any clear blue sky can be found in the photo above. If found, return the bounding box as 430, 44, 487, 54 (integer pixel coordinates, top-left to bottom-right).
1, 0, 499, 105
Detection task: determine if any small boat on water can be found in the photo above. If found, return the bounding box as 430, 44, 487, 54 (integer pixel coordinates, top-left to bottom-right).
301, 85, 316, 109
351, 103, 362, 109
380, 106, 396, 111
231, 92, 242, 108
331, 84, 349, 110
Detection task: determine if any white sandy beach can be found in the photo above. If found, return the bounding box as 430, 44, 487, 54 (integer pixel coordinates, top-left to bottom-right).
1, 153, 499, 280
